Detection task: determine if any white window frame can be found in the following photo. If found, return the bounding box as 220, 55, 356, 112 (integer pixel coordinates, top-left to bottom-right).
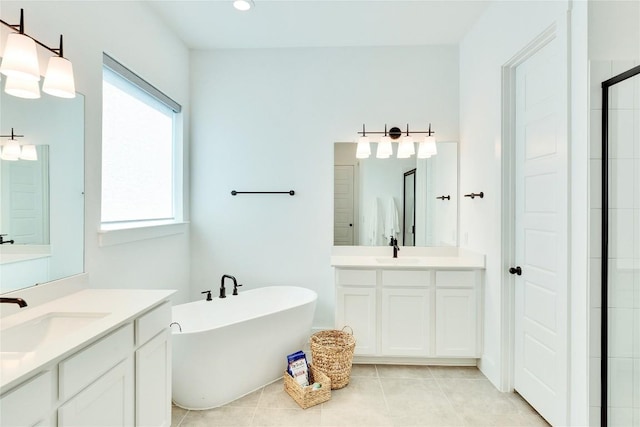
99, 53, 186, 246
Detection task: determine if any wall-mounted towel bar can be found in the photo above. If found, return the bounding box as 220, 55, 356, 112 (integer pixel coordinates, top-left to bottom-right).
464, 192, 484, 199
436, 195, 450, 200
231, 190, 295, 196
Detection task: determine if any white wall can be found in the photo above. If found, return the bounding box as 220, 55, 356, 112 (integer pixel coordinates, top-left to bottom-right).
2, 1, 192, 302
190, 46, 459, 327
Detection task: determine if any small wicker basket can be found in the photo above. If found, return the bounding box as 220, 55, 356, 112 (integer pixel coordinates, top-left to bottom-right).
309, 328, 355, 389
283, 364, 331, 409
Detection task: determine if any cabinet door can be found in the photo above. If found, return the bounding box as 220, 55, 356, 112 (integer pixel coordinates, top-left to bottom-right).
435, 288, 477, 357
58, 357, 134, 427
381, 288, 430, 356
336, 286, 376, 355
136, 329, 171, 427
0, 371, 53, 427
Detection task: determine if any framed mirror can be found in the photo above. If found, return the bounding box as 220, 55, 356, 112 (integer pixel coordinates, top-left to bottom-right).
334, 141, 458, 247
0, 89, 84, 293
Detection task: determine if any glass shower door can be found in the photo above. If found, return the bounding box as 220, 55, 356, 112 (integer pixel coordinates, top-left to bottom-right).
602, 65, 640, 427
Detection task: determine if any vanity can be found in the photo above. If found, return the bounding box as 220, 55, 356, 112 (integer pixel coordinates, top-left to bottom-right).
331, 246, 484, 363
0, 286, 174, 427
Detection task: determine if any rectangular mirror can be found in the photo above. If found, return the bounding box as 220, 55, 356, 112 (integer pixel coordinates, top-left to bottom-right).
334, 141, 458, 247
0, 88, 84, 293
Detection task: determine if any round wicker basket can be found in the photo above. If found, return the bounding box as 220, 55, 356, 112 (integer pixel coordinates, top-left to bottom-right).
310, 328, 356, 389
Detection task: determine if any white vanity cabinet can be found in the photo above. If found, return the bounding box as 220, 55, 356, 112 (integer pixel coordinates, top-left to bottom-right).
380, 270, 431, 357
0, 293, 173, 427
335, 269, 377, 355
335, 266, 483, 361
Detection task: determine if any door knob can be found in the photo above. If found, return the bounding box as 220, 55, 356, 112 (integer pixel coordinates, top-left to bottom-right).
349, 223, 353, 227
509, 266, 522, 276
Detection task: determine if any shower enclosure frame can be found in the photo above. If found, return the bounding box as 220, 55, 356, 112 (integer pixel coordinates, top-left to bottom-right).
600, 63, 640, 427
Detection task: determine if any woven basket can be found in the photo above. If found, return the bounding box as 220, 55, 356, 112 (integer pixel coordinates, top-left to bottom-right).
284, 364, 331, 409
310, 328, 355, 389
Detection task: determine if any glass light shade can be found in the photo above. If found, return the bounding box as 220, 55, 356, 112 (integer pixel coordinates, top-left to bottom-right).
417, 135, 437, 158
43, 56, 76, 98
233, 0, 254, 11
356, 136, 371, 159
0, 33, 41, 81
397, 135, 414, 158
1, 140, 21, 161
376, 136, 393, 158
4, 75, 41, 99
20, 144, 38, 161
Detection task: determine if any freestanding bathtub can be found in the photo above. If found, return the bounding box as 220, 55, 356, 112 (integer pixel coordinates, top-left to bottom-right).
171, 285, 317, 410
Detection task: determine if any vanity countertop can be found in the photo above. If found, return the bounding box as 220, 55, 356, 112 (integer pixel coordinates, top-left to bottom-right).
330, 246, 485, 269
0, 288, 175, 394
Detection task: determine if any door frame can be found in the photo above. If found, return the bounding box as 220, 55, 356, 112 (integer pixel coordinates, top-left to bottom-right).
500, 20, 565, 397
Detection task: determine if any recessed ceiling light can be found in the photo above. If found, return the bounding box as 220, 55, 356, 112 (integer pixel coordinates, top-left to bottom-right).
233, 0, 254, 11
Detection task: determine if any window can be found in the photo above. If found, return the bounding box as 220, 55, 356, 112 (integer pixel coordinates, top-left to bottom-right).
101, 54, 182, 229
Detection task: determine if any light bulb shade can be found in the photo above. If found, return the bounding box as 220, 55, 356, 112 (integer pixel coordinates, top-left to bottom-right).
233, 0, 254, 11
376, 136, 393, 158
356, 136, 371, 159
0, 33, 41, 81
397, 135, 414, 158
20, 144, 38, 161
43, 56, 76, 98
417, 136, 437, 158
4, 75, 41, 99
1, 140, 21, 161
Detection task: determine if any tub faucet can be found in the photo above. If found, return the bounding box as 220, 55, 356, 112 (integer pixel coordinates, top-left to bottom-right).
0, 234, 14, 245
389, 237, 400, 258
220, 274, 242, 298
0, 297, 27, 308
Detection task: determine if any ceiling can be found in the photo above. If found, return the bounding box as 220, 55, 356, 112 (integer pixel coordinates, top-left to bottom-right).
146, 0, 491, 50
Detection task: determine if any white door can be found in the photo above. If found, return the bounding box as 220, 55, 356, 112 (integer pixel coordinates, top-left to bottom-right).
334, 165, 355, 245
513, 24, 568, 426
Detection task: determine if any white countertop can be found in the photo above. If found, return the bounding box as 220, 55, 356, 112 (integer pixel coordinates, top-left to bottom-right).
0, 288, 175, 394
330, 246, 485, 269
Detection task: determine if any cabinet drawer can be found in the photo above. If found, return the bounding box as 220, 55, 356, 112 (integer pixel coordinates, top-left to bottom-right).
1, 370, 53, 427
136, 301, 171, 346
336, 269, 376, 286
382, 270, 430, 287
59, 324, 133, 401
435, 271, 476, 287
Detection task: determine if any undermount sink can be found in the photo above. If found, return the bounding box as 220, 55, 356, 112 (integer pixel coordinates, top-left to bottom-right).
375, 257, 423, 265
0, 312, 108, 353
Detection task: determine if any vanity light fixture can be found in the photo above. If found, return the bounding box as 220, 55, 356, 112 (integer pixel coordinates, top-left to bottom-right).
233, 0, 255, 11
0, 9, 76, 99
0, 128, 37, 161
356, 123, 437, 159
356, 124, 371, 159
417, 123, 437, 158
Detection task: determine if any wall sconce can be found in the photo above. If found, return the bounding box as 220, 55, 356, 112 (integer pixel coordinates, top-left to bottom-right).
356, 123, 437, 159
0, 128, 37, 161
0, 8, 76, 99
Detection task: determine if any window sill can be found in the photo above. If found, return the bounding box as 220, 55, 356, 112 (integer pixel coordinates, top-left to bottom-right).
98, 221, 189, 247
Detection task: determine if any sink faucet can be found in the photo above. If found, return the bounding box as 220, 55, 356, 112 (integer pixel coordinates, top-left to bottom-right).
389, 237, 400, 258
220, 274, 242, 298
0, 297, 27, 308
0, 234, 14, 245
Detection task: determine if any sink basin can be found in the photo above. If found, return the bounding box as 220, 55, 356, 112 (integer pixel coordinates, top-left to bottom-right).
375, 257, 422, 265
0, 312, 108, 353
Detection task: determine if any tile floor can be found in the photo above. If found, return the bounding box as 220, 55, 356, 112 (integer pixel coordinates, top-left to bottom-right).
172, 365, 550, 427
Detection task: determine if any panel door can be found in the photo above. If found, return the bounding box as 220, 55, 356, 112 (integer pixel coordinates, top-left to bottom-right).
336, 286, 376, 355
136, 329, 171, 427
334, 165, 355, 245
513, 21, 568, 426
58, 357, 134, 427
435, 288, 477, 357
381, 288, 430, 356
